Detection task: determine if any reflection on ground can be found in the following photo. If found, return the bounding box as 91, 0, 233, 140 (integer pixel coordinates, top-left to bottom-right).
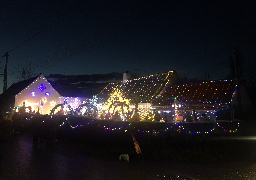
1, 134, 256, 180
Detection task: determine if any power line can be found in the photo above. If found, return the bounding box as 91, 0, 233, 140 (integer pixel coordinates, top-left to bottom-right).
7, 0, 82, 53
9, 1, 162, 77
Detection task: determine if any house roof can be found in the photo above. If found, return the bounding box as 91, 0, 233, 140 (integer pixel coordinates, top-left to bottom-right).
152, 79, 237, 106
97, 74, 237, 108
2, 76, 38, 98
0, 76, 38, 110
47, 73, 123, 97
97, 71, 181, 103
48, 79, 109, 98
0, 73, 121, 108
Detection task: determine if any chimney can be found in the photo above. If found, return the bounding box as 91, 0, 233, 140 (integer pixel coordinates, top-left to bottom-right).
123, 71, 131, 81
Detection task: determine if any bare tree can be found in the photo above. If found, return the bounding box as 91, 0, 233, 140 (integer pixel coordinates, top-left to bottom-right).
16, 66, 34, 81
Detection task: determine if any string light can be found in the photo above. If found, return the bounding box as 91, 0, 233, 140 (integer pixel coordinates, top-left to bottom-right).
16, 72, 238, 125
97, 73, 237, 122
56, 117, 240, 134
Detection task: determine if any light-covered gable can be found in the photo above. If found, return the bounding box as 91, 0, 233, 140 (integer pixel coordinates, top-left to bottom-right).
15, 74, 62, 114
97, 71, 180, 104
153, 79, 237, 108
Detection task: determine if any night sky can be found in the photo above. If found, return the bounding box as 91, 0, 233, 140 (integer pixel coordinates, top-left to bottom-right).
0, 0, 256, 93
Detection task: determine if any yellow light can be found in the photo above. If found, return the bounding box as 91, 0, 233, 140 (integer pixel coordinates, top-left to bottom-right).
50, 101, 56, 106
42, 97, 47, 104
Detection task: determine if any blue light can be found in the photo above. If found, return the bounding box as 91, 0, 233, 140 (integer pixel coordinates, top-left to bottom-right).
45, 92, 50, 96
38, 84, 46, 92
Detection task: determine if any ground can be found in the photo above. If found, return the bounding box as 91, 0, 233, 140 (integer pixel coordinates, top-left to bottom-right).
1, 116, 256, 179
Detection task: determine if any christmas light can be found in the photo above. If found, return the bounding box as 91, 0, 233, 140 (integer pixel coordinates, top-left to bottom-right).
38, 84, 46, 92
56, 116, 240, 134
50, 101, 56, 107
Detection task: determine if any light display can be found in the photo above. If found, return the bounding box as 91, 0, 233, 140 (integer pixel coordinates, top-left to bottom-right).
59, 117, 96, 129
98, 71, 174, 104
69, 98, 80, 109
21, 100, 40, 113
63, 105, 70, 115
15, 74, 63, 115
16, 74, 88, 115
101, 122, 240, 134
38, 84, 46, 92
15, 73, 238, 121
64, 98, 68, 104
138, 108, 155, 121
99, 89, 157, 121
80, 106, 87, 115
97, 72, 178, 121
154, 79, 237, 107
53, 106, 62, 114
56, 116, 240, 134
40, 97, 47, 106
90, 95, 98, 106
50, 101, 56, 107
74, 101, 98, 117
101, 88, 132, 121
97, 73, 237, 122
48, 97, 89, 116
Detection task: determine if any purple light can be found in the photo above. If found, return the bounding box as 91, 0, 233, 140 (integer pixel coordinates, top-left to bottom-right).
45, 92, 50, 96
38, 84, 46, 92
31, 92, 35, 96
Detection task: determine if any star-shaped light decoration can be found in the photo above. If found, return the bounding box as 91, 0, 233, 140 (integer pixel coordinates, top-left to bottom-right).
50, 101, 56, 107
38, 84, 46, 92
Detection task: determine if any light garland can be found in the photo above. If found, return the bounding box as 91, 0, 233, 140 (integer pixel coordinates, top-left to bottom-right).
154, 79, 237, 107
56, 117, 240, 134
101, 88, 132, 121
98, 71, 174, 104
22, 115, 240, 134
97, 73, 237, 123
58, 117, 97, 129
126, 122, 240, 134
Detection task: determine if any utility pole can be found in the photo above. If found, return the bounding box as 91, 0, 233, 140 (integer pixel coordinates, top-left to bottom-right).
3, 52, 8, 92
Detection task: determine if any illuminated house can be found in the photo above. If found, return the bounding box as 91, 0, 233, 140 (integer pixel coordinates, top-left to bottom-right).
14, 74, 71, 114
153, 80, 237, 108
96, 71, 181, 121
98, 71, 180, 102
9, 73, 111, 115
97, 72, 250, 121
152, 79, 252, 121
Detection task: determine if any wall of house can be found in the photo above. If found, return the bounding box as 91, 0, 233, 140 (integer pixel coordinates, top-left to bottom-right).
15, 75, 62, 115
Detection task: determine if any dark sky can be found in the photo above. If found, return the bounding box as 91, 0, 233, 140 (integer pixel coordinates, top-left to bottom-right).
0, 0, 256, 93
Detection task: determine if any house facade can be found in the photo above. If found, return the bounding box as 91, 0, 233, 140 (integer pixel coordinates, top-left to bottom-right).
96, 72, 247, 122
96, 71, 181, 121
14, 74, 85, 115
8, 71, 249, 121
152, 80, 238, 122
